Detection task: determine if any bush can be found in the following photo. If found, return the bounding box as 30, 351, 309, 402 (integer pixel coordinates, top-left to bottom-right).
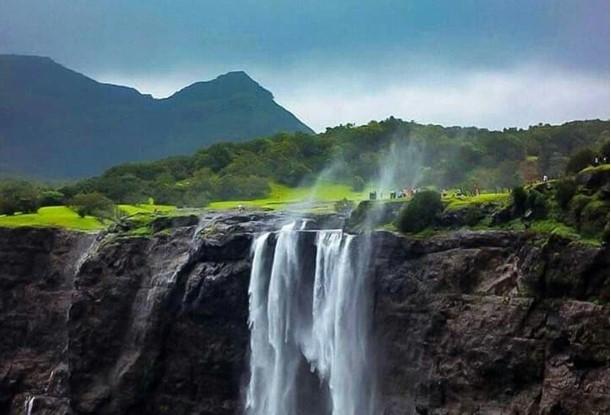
397, 190, 443, 233
566, 148, 595, 174
554, 179, 577, 209
69, 192, 115, 219
511, 186, 528, 214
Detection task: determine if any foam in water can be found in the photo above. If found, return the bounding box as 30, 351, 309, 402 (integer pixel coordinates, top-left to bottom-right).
246, 222, 375, 415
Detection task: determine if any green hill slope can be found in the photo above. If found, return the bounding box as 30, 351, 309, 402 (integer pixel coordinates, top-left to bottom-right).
0, 55, 312, 178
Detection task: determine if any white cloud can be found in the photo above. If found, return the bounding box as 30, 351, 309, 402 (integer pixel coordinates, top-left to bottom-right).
96, 64, 610, 132
270, 66, 610, 132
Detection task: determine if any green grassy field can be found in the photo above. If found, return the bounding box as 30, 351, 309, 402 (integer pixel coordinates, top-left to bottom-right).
0, 206, 105, 231
208, 182, 368, 211
0, 204, 178, 232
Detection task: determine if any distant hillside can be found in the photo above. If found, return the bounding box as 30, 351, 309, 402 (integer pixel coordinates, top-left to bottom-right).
56, 117, 608, 207
0, 55, 312, 178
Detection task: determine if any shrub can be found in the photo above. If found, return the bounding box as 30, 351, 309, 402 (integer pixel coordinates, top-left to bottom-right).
566, 148, 595, 174
69, 192, 115, 219
397, 190, 443, 233
554, 179, 577, 209
511, 186, 528, 214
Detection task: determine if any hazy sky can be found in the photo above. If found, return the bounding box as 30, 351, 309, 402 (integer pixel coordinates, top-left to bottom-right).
1, 0, 608, 131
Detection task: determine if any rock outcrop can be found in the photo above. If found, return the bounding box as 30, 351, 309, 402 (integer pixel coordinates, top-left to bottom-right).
0, 214, 608, 414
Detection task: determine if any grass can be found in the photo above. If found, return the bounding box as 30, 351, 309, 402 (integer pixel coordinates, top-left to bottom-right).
443, 192, 510, 211
0, 206, 105, 231
0, 204, 178, 232
528, 219, 580, 238
208, 182, 368, 211
117, 204, 177, 216
579, 164, 610, 174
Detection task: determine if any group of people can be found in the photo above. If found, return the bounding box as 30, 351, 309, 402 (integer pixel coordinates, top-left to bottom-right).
369, 187, 420, 201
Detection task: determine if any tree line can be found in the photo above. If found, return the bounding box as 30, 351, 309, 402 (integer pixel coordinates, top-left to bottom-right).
1, 118, 608, 213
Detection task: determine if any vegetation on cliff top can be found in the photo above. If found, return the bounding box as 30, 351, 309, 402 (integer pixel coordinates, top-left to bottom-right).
392, 163, 609, 244
52, 118, 606, 207
0, 118, 608, 233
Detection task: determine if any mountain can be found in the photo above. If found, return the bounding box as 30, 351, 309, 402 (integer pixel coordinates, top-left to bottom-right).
0, 55, 313, 178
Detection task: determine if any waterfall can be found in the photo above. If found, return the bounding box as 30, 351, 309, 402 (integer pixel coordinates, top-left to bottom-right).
246, 222, 376, 415
74, 235, 102, 276
24, 396, 35, 415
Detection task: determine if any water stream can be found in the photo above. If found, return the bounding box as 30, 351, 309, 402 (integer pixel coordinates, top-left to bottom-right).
246, 222, 376, 415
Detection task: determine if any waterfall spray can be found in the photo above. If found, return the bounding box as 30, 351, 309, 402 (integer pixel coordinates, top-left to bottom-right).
246, 222, 376, 415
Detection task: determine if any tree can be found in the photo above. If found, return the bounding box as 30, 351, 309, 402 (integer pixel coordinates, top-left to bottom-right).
69, 192, 115, 219
397, 190, 443, 233
39, 190, 65, 207
195, 143, 234, 172
566, 148, 595, 174
0, 180, 40, 215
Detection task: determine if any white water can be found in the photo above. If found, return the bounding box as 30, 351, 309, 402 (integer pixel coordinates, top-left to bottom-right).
74, 235, 102, 276
24, 396, 35, 415
246, 222, 375, 415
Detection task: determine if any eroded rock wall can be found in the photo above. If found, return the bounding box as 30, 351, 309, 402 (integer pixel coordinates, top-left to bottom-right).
0, 217, 608, 415
373, 231, 609, 414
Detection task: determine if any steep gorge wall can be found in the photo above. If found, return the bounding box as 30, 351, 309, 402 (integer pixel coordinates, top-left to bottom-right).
0, 215, 608, 414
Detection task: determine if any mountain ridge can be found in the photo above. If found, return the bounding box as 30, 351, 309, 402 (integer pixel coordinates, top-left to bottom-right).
0, 54, 312, 178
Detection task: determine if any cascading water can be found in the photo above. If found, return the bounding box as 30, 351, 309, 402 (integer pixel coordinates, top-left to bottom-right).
246, 222, 376, 415
24, 396, 35, 415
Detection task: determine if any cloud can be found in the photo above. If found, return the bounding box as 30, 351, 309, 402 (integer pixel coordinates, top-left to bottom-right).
96, 62, 609, 133
272, 65, 609, 131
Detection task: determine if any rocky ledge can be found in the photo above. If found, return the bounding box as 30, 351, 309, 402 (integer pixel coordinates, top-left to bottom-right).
0, 213, 608, 414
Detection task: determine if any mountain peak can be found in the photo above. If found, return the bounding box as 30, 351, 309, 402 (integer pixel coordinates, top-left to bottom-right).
0, 57, 312, 178
217, 70, 252, 79
168, 70, 272, 102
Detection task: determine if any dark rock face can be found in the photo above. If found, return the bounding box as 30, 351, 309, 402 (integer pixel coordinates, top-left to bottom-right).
0, 217, 608, 415
373, 230, 609, 415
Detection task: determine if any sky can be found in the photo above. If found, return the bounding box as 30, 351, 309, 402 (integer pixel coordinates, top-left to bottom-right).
0, 0, 609, 132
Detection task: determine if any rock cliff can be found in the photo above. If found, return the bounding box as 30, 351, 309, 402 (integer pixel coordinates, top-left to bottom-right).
0, 213, 608, 414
